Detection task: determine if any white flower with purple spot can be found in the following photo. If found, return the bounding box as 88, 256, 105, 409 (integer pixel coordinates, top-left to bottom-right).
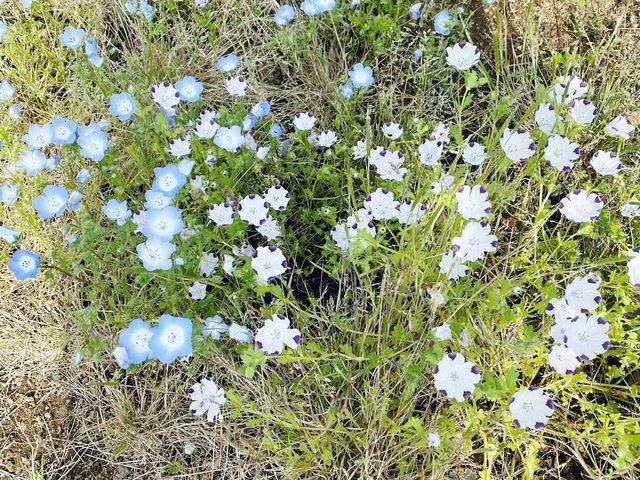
150, 81, 180, 112
548, 75, 588, 105
418, 138, 444, 166
452, 222, 497, 261
255, 313, 301, 355
225, 75, 248, 96
251, 245, 288, 283
500, 127, 536, 162
292, 112, 316, 131
317, 129, 338, 148
570, 99, 598, 125
590, 150, 622, 176
439, 249, 468, 281
188, 281, 210, 300
382, 122, 403, 140
565, 315, 610, 361
559, 189, 603, 223
509, 388, 554, 429
535, 103, 562, 135
208, 201, 235, 226
627, 249, 640, 289
605, 115, 634, 139
462, 141, 487, 166
564, 273, 602, 313
456, 185, 491, 220
396, 200, 426, 225
214, 125, 245, 152
433, 352, 481, 402
364, 188, 399, 220
444, 41, 481, 71
187, 378, 227, 423
257, 216, 282, 240
544, 135, 580, 172
264, 185, 290, 211
549, 345, 582, 375
199, 253, 219, 277
238, 194, 270, 226
431, 172, 455, 194
167, 135, 192, 158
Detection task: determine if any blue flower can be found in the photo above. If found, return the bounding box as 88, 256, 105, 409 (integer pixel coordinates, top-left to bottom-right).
410, 3, 422, 21
176, 76, 203, 102
348, 63, 374, 88
0, 80, 15, 101
0, 21, 7, 42
243, 115, 257, 132
269, 123, 283, 138
77, 122, 109, 162
141, 206, 184, 240
124, 0, 138, 14
118, 318, 154, 364
109, 92, 136, 121
177, 159, 194, 176
152, 164, 187, 197
148, 315, 193, 364
274, 5, 295, 26
8, 103, 21, 119
51, 117, 77, 144
16, 150, 47, 176
76, 168, 91, 184
113, 346, 131, 369
68, 190, 83, 212
136, 237, 175, 271
434, 9, 455, 36
8, 249, 40, 281
58, 27, 86, 49
21, 0, 35, 7
203, 315, 229, 340
228, 323, 252, 343
144, 190, 172, 209
46, 154, 61, 169
0, 227, 20, 243
301, 0, 335, 15
22, 124, 53, 150
85, 38, 104, 67
102, 199, 132, 225
214, 125, 245, 152
252, 100, 270, 118
32, 185, 69, 219
0, 184, 18, 204
139, 0, 154, 21
340, 82, 354, 99
217, 53, 239, 73
413, 48, 423, 62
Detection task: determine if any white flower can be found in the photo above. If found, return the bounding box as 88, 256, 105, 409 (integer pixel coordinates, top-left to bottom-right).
452, 222, 497, 261
257, 216, 282, 240
433, 352, 481, 402
433, 323, 452, 341
570, 99, 598, 125
544, 135, 580, 172
431, 172, 455, 194
208, 201, 235, 226
136, 237, 175, 271
222, 254, 236, 274
444, 41, 481, 71
621, 198, 640, 217
371, 149, 407, 181
545, 297, 583, 324
590, 150, 622, 176
203, 315, 229, 340
462, 142, 487, 166
188, 378, 227, 422
428, 288, 446, 308
559, 189, 603, 223
0, 80, 16, 101
455, 185, 491, 220
292, 112, 316, 130
264, 185, 290, 211
317, 129, 338, 147
194, 109, 220, 138
331, 210, 376, 251
150, 81, 180, 111
352, 139, 368, 159
167, 135, 192, 158
225, 75, 248, 96
439, 249, 468, 281
113, 346, 131, 369
565, 273, 602, 312
605, 114, 634, 139
397, 200, 426, 225
431, 122, 450, 144
500, 127, 536, 162
418, 139, 444, 166
238, 194, 270, 226
199, 253, 219, 277
565, 315, 610, 361
548, 75, 588, 105
190, 175, 208, 193
188, 281, 209, 300
255, 313, 301, 355
627, 249, 640, 289
427, 432, 441, 447
549, 345, 582, 375
364, 188, 399, 220
381, 122, 403, 139
509, 388, 554, 429
256, 146, 270, 159
535, 103, 562, 135
251, 246, 288, 283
